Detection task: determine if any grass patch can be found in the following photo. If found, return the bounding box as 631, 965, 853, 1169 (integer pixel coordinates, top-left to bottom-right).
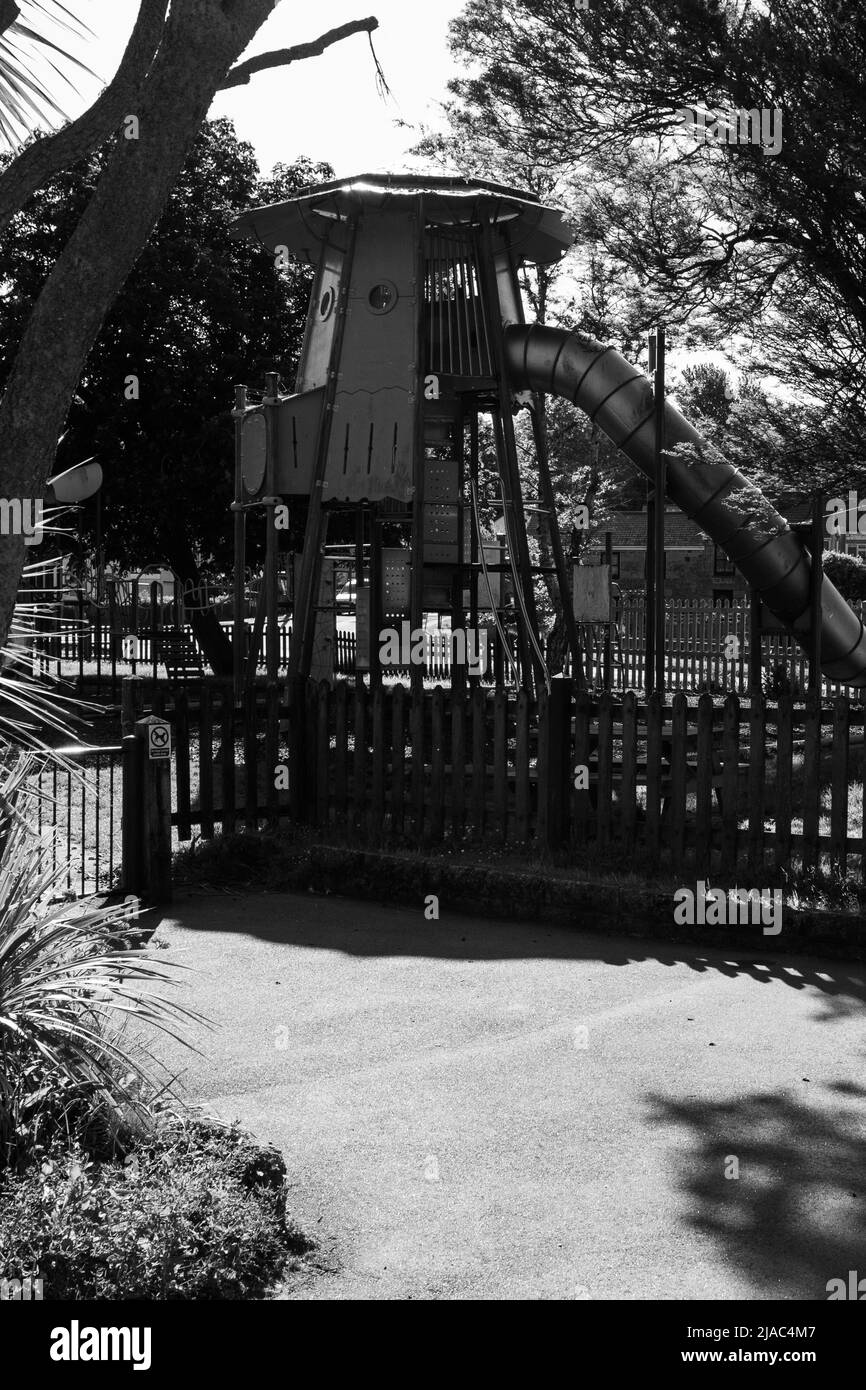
172, 821, 864, 914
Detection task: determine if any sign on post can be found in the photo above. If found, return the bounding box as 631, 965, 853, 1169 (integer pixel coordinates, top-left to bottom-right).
573, 563, 612, 622
147, 720, 171, 760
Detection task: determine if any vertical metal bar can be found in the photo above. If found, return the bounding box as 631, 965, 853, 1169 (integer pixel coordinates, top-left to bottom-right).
292, 221, 358, 681
108, 753, 115, 891
653, 326, 667, 697
478, 218, 544, 692
437, 229, 444, 376
452, 403, 466, 702
80, 762, 86, 897
457, 242, 468, 376
467, 247, 482, 374
66, 766, 72, 892
749, 588, 763, 697
604, 531, 613, 689
469, 409, 480, 680
371, 509, 383, 692
430, 233, 436, 375
264, 370, 280, 685
473, 239, 493, 373
94, 753, 101, 894
528, 398, 585, 688
444, 230, 454, 376
232, 384, 248, 696
810, 490, 823, 694
410, 196, 428, 703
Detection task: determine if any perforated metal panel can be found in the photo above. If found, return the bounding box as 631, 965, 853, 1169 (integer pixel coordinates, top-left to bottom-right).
423, 504, 459, 563
382, 547, 411, 614
424, 458, 459, 502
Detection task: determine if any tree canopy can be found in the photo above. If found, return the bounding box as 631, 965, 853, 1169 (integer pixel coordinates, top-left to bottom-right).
436, 0, 866, 424
0, 120, 330, 668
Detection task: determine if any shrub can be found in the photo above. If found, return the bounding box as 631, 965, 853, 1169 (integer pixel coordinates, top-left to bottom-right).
822, 549, 866, 601
0, 1116, 309, 1299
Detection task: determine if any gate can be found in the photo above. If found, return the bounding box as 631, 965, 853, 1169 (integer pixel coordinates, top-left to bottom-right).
29, 744, 123, 898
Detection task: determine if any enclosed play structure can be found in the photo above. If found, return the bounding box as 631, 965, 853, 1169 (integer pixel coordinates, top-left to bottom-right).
229, 172, 866, 694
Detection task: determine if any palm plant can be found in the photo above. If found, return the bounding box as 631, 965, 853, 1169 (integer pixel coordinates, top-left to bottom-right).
0, 761, 209, 1170
0, 576, 208, 1171
0, 0, 95, 149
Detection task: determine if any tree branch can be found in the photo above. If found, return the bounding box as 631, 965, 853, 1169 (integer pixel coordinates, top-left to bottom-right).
0, 0, 167, 234
0, 0, 20, 39
219, 16, 378, 90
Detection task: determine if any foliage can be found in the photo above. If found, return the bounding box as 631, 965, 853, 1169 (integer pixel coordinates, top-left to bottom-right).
433, 0, 866, 484
0, 747, 208, 1171
0, 1115, 309, 1299
0, 1, 94, 148
822, 550, 866, 601
0, 121, 330, 583
444, 1, 866, 406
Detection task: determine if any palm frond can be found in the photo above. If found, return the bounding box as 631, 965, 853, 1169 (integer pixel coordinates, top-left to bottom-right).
0, 791, 211, 1166
0, 0, 97, 150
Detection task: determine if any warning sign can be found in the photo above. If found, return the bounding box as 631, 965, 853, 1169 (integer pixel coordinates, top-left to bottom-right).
147, 721, 171, 760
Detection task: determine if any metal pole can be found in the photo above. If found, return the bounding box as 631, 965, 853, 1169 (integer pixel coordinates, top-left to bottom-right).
409, 196, 427, 703
645, 336, 656, 697
604, 530, 613, 689
653, 327, 667, 697
809, 490, 824, 695
264, 371, 280, 685
232, 384, 247, 698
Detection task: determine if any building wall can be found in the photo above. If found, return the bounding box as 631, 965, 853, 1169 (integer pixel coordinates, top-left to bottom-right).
613, 547, 750, 602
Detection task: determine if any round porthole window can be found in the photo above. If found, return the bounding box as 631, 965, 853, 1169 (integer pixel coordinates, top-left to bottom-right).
367, 281, 398, 315
318, 286, 335, 320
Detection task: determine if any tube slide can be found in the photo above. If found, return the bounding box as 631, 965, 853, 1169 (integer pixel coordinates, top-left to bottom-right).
505, 323, 866, 687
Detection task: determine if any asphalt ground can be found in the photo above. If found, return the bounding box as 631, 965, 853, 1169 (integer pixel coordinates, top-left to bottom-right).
149, 889, 866, 1301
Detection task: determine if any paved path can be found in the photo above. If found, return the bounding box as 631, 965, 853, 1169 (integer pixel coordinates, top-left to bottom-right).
150, 890, 866, 1300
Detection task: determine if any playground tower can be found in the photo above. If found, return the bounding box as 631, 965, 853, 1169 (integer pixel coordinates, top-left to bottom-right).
231, 172, 866, 692
230, 172, 581, 695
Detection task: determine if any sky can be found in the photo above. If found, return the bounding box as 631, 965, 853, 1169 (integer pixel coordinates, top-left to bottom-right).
49, 0, 469, 178
14, 1, 766, 392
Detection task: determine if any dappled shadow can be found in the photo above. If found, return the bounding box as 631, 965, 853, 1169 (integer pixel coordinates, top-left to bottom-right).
149, 889, 866, 1016
647, 1082, 866, 1299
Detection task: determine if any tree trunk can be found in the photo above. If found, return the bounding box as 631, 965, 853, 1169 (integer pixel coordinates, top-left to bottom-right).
0, 0, 277, 657
163, 536, 233, 675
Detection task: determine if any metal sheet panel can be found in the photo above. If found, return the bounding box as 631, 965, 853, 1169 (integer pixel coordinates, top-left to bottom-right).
274, 389, 324, 495
324, 211, 417, 502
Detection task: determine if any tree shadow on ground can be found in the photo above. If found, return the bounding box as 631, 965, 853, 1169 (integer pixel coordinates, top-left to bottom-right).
647, 1081, 866, 1299
154, 890, 866, 1013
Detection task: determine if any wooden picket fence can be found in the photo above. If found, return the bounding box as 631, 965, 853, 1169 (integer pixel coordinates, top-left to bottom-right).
153, 677, 866, 885
584, 596, 866, 697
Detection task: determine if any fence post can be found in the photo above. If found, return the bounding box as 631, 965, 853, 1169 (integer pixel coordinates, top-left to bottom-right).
287, 674, 308, 822
129, 715, 173, 904
541, 675, 572, 848
121, 675, 145, 736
